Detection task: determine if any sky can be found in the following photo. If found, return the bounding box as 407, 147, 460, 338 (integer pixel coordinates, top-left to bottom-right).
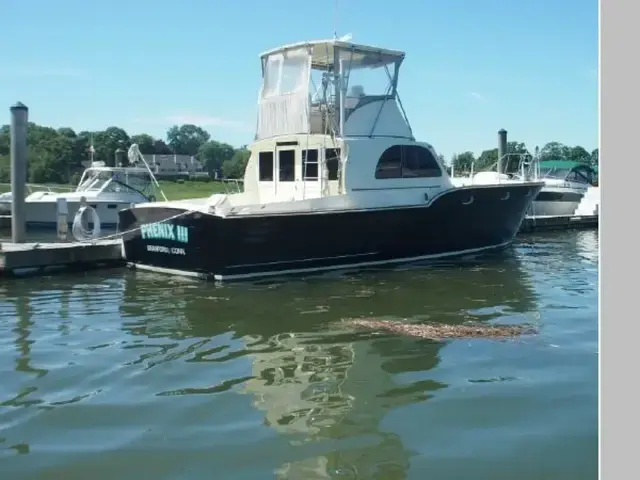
0, 0, 598, 161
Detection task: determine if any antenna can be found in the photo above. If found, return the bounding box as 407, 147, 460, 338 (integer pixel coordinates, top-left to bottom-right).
333, 0, 353, 42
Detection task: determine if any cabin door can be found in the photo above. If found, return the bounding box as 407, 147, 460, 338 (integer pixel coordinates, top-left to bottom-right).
275, 147, 296, 198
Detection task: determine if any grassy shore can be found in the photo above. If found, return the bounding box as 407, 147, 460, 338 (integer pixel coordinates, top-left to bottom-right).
0, 179, 241, 201
156, 180, 235, 200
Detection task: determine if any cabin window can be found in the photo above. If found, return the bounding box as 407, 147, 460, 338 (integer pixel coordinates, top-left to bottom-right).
566, 171, 587, 184
375, 145, 402, 178
375, 145, 443, 179
258, 151, 274, 181
402, 145, 443, 178
278, 149, 295, 182
325, 148, 340, 181
302, 149, 319, 180
571, 167, 592, 184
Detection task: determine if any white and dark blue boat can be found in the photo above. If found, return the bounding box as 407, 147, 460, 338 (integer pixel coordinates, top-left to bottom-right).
118, 38, 544, 281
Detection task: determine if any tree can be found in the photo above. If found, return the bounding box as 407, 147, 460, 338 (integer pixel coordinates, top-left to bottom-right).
567, 146, 591, 163
166, 124, 210, 156
221, 148, 251, 178
153, 139, 173, 155
476, 148, 498, 171
99, 126, 130, 166
539, 141, 570, 161
451, 151, 475, 173
590, 148, 599, 165
198, 140, 236, 174
130, 134, 156, 155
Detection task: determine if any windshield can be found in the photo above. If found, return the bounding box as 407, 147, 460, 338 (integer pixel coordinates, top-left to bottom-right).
76, 169, 153, 196
537, 167, 571, 180
77, 171, 113, 192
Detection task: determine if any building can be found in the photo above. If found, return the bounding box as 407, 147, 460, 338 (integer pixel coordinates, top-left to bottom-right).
141, 154, 208, 179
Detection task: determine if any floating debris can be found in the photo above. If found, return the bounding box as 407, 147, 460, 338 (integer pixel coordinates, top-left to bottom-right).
344, 318, 538, 341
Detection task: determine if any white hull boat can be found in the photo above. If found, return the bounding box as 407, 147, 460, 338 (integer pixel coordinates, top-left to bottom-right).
0, 160, 159, 229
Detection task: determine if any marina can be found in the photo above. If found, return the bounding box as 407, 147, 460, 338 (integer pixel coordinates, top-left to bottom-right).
0, 86, 598, 279
0, 4, 599, 476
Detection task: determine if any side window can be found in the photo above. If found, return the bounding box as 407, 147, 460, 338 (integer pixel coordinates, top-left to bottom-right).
374, 145, 443, 179
302, 149, 319, 180
401, 145, 443, 178
325, 148, 340, 181
567, 170, 589, 184
374, 145, 402, 179
258, 151, 274, 181
278, 149, 295, 182
576, 167, 592, 184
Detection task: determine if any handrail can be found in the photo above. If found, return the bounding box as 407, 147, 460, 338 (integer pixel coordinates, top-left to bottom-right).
0, 182, 75, 195
219, 178, 244, 194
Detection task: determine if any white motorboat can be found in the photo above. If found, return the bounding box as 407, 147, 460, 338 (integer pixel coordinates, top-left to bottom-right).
0, 161, 158, 229
451, 158, 599, 217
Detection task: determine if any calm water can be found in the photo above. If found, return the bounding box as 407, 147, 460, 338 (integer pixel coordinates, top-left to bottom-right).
0, 230, 599, 480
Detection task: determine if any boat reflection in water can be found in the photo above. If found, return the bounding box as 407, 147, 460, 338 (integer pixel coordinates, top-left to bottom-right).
117, 251, 537, 479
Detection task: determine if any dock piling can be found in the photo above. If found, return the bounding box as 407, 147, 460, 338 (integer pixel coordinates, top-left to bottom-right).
56, 197, 68, 241
497, 129, 507, 174
10, 102, 28, 243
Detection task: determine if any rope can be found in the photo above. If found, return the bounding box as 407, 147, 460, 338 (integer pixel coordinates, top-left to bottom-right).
72, 205, 102, 241
127, 144, 169, 202
72, 207, 199, 244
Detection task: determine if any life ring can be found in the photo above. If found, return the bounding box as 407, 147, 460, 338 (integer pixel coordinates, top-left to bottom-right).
72, 205, 102, 241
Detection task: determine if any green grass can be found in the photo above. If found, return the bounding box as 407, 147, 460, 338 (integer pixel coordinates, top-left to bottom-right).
0, 180, 241, 200
156, 180, 234, 200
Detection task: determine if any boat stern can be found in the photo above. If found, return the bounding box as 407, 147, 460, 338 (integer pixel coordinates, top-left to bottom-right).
118, 203, 225, 276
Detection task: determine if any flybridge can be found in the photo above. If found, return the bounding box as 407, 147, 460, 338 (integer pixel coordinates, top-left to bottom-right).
255, 39, 412, 141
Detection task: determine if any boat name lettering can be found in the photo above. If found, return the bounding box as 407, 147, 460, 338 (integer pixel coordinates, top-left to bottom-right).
146, 245, 186, 255
141, 223, 189, 243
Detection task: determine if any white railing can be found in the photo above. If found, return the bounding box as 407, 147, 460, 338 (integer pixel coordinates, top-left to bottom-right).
451, 153, 534, 185
0, 182, 75, 195
220, 178, 245, 194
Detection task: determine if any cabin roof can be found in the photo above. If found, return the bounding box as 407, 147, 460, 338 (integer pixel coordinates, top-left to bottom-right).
538, 159, 597, 173
259, 39, 405, 69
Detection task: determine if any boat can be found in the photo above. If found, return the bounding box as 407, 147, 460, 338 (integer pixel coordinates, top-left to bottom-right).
0, 161, 157, 229
452, 158, 599, 217
526, 160, 599, 217
118, 38, 544, 281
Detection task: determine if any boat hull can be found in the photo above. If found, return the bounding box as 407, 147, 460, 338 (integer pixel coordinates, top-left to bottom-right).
528, 187, 586, 217
118, 183, 542, 281
0, 199, 132, 229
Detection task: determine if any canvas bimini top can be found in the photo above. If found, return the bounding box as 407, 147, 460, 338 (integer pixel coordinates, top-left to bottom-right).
255, 38, 411, 141
259, 39, 405, 70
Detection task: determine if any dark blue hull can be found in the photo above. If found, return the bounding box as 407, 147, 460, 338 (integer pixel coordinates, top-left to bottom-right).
118, 184, 542, 281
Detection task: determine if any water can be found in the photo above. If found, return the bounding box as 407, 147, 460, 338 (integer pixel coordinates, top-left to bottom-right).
0, 230, 599, 479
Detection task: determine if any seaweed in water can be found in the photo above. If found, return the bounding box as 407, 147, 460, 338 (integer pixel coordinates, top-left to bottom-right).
343, 318, 538, 342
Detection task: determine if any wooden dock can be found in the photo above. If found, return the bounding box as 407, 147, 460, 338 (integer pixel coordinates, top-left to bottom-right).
520, 214, 598, 233
0, 239, 125, 277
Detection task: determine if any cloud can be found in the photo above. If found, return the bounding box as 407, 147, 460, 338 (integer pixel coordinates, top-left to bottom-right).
468, 91, 488, 103
0, 66, 88, 78
133, 113, 252, 131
